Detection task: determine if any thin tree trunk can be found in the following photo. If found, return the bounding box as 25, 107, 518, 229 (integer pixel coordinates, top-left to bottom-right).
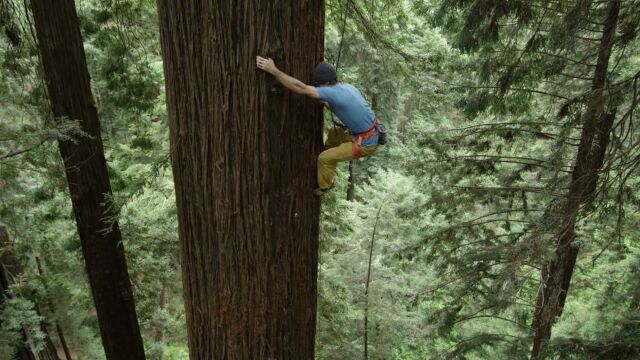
53, 323, 71, 360
621, 275, 640, 333
347, 161, 356, 201
30, 1, 145, 359
35, 257, 73, 360
364, 202, 384, 360
0, 227, 35, 360
616, 288, 640, 348
398, 99, 412, 145
631, 290, 639, 311
530, 1, 621, 358
153, 283, 169, 343
156, 1, 324, 359
0, 227, 60, 360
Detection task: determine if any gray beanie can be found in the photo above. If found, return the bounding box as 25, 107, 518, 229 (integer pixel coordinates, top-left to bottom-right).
312, 61, 337, 85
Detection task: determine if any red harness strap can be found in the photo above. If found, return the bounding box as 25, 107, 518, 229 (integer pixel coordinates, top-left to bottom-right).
351, 119, 379, 159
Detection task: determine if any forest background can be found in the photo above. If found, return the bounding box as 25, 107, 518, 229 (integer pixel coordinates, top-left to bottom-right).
1, 0, 639, 359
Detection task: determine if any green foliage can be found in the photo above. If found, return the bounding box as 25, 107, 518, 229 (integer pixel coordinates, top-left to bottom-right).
0, 297, 45, 359
2, 0, 639, 359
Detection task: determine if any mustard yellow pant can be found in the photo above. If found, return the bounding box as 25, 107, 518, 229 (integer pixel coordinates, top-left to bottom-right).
317, 127, 378, 189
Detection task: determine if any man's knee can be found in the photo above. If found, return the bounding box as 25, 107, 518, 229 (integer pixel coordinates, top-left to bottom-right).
318, 151, 330, 165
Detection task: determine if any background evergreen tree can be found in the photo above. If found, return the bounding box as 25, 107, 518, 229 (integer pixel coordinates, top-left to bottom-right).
413, 0, 640, 358
30, 0, 146, 358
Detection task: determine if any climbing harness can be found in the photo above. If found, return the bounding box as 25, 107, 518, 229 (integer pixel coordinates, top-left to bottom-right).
351, 119, 386, 159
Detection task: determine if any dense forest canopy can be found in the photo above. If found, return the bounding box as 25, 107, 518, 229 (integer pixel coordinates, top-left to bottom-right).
0, 0, 638, 359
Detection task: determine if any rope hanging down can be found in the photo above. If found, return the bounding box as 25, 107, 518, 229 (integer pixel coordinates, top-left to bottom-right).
330, 6, 348, 129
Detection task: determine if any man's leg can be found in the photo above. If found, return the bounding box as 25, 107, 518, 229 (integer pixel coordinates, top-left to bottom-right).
324, 127, 352, 150
317, 142, 354, 190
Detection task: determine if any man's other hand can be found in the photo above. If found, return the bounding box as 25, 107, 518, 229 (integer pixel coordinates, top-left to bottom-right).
256, 56, 277, 74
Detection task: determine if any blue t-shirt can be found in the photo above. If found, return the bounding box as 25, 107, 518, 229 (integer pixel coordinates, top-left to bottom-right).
316, 83, 379, 147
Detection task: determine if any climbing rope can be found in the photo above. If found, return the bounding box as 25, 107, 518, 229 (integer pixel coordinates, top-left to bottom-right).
330, 4, 348, 130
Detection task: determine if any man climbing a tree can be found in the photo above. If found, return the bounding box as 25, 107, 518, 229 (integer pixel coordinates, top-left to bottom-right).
256, 56, 384, 196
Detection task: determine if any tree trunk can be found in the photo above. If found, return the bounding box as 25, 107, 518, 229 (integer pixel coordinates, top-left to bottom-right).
153, 283, 169, 343
35, 256, 73, 360
347, 161, 356, 201
530, 1, 621, 358
631, 289, 639, 311
156, 1, 324, 359
398, 99, 412, 145
30, 1, 145, 359
0, 227, 60, 360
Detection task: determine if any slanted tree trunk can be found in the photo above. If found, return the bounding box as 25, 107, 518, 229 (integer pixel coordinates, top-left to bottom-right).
530, 1, 621, 358
30, 1, 145, 359
156, 1, 324, 359
0, 227, 60, 360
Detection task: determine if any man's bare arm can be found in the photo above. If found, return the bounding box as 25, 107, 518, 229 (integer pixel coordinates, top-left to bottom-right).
256, 56, 320, 99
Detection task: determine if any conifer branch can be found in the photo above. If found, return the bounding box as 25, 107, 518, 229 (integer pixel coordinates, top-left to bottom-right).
456, 127, 554, 138
528, 3, 606, 26
454, 186, 567, 197
449, 84, 570, 100
453, 155, 574, 172
446, 333, 524, 357
345, 0, 427, 62
0, 137, 50, 161
454, 314, 532, 330
448, 121, 567, 131
488, 49, 597, 67
557, 72, 596, 81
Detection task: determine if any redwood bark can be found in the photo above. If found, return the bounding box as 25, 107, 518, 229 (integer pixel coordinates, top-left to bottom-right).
30, 1, 145, 359
156, 1, 324, 359
530, 1, 621, 358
